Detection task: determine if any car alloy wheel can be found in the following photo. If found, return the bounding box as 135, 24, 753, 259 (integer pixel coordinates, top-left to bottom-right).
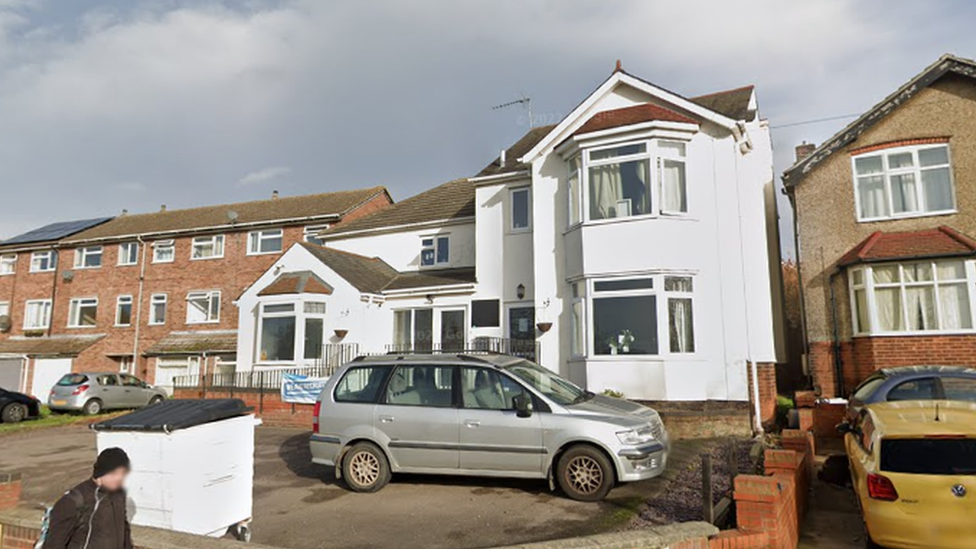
1, 403, 27, 423
84, 400, 102, 416
566, 456, 603, 495
350, 451, 380, 487
341, 442, 391, 493
556, 445, 615, 502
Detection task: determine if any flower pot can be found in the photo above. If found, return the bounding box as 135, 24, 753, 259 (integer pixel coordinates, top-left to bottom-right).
333, 329, 349, 339
536, 322, 553, 333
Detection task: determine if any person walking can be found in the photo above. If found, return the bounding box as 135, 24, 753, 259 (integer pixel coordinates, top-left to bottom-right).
43, 447, 133, 549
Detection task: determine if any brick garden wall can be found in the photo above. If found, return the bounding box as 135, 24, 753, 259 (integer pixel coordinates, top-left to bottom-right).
173, 387, 313, 429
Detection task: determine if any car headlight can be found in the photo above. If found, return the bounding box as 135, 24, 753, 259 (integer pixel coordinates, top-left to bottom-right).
616, 426, 656, 445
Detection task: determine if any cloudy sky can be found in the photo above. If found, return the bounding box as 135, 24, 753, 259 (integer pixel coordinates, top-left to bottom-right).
0, 0, 974, 256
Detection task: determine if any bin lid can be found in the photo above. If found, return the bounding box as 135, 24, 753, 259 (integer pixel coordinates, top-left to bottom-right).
92, 399, 252, 433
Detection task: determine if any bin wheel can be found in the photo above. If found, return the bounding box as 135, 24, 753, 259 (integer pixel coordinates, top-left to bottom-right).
234, 523, 252, 543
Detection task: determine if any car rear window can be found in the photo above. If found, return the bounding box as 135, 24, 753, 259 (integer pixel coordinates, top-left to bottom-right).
334, 366, 391, 403
852, 377, 885, 402
56, 374, 89, 386
881, 438, 976, 475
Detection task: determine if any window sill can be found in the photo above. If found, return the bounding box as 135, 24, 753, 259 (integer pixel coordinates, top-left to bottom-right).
576, 213, 699, 229
29, 270, 56, 274
117, 263, 138, 267
114, 324, 133, 328
186, 320, 221, 326
67, 325, 97, 329
152, 260, 175, 265
72, 266, 102, 270
190, 256, 224, 261
857, 209, 957, 223
247, 250, 283, 257
0, 273, 14, 277
148, 323, 166, 327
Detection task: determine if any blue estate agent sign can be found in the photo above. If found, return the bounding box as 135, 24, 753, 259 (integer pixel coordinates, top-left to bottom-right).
281, 373, 329, 404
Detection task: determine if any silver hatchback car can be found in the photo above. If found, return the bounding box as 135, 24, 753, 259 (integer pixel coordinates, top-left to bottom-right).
310, 354, 669, 501
48, 372, 167, 415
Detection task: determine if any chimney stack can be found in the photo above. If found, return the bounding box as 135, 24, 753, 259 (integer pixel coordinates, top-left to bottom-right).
500, 149, 507, 168
272, 190, 280, 200
160, 204, 167, 212
121, 209, 128, 216
795, 142, 816, 163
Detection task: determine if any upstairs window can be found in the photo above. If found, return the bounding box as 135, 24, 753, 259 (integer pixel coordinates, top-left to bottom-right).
248, 229, 283, 255
30, 251, 57, 273
68, 297, 98, 328
303, 225, 330, 246
421, 235, 449, 267
186, 291, 221, 324
511, 187, 531, 231
0, 254, 15, 275
191, 235, 225, 260
149, 294, 167, 325
152, 240, 175, 263
118, 242, 139, 266
74, 246, 103, 269
660, 142, 688, 214
23, 299, 52, 329
116, 295, 133, 327
853, 144, 955, 221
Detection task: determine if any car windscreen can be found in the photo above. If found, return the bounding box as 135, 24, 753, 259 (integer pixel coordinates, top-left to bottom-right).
56, 374, 89, 386
505, 360, 585, 406
881, 438, 976, 475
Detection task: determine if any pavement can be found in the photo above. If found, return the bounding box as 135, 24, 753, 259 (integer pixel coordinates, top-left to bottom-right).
1, 423, 698, 549
797, 441, 864, 549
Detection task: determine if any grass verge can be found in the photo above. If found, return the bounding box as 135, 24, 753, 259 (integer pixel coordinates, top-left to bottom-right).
0, 406, 110, 436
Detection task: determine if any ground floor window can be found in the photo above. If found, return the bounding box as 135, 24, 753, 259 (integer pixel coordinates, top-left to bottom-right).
850, 259, 975, 335
393, 307, 466, 352
256, 301, 327, 363
580, 273, 696, 358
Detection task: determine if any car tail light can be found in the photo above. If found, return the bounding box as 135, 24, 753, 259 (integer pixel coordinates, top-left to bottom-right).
71, 385, 89, 396
867, 473, 899, 501
312, 401, 321, 434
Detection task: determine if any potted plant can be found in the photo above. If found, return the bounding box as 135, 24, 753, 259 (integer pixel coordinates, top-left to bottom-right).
618, 330, 635, 354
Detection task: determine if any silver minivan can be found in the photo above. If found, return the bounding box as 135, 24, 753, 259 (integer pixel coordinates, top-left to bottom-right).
49, 372, 167, 415
310, 354, 669, 501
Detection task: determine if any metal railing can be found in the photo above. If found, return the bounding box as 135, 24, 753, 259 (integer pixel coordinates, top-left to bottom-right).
385, 337, 539, 362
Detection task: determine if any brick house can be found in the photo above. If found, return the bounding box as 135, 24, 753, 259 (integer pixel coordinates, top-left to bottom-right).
0, 187, 391, 398
784, 54, 976, 397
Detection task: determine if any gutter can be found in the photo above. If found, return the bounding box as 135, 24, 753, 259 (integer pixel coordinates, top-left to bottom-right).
468, 171, 531, 186
132, 235, 148, 376
321, 216, 476, 242
827, 270, 846, 398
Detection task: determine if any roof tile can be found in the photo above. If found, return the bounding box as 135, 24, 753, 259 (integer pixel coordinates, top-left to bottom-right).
324, 179, 474, 237
837, 226, 976, 267
573, 103, 697, 136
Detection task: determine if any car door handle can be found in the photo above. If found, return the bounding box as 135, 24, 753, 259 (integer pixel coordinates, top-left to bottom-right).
464, 420, 481, 428
379, 415, 395, 423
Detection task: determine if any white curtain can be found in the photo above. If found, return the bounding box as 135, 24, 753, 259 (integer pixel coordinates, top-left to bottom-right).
589, 160, 649, 219
662, 160, 687, 213
939, 283, 971, 329
858, 176, 887, 218
890, 173, 918, 213
669, 298, 694, 353
905, 287, 936, 330
875, 288, 903, 332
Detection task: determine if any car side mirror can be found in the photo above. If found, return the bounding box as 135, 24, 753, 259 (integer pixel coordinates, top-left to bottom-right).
513, 393, 533, 418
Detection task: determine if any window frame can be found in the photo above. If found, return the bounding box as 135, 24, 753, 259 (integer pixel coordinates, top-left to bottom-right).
152, 240, 175, 264
23, 299, 52, 329
73, 246, 103, 269
149, 293, 167, 326
420, 235, 450, 268
67, 297, 99, 328
115, 295, 134, 327
247, 229, 284, 256
118, 242, 139, 266
392, 307, 467, 351
185, 290, 221, 325
190, 234, 225, 261
510, 187, 532, 232
30, 251, 57, 273
0, 301, 9, 319
0, 254, 16, 276
849, 259, 976, 336
851, 143, 956, 222
255, 299, 328, 364
303, 225, 330, 245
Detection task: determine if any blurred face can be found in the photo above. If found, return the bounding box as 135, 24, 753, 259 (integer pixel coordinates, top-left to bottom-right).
96, 468, 129, 492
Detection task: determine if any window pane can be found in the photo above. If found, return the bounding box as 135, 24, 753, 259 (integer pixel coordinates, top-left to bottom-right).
938, 261, 966, 281
589, 143, 646, 161
414, 309, 433, 351
593, 295, 657, 355
854, 156, 883, 175
873, 266, 900, 284
669, 297, 694, 353
888, 152, 914, 169
855, 289, 870, 333
903, 263, 932, 282
875, 288, 904, 331
386, 365, 454, 407
260, 316, 295, 361
436, 237, 449, 264
851, 269, 864, 286
335, 367, 390, 403
461, 368, 523, 410
441, 310, 465, 352
905, 286, 936, 330
857, 176, 887, 218
512, 189, 530, 229
939, 283, 971, 330
569, 168, 581, 225
918, 147, 949, 167
890, 173, 918, 213
264, 303, 294, 313
665, 276, 693, 292
571, 300, 584, 356
304, 302, 326, 315
261, 234, 282, 253
393, 311, 412, 349
117, 300, 132, 325
589, 159, 651, 219
304, 318, 324, 360
662, 159, 687, 213
594, 278, 653, 292
659, 141, 686, 157
921, 167, 953, 211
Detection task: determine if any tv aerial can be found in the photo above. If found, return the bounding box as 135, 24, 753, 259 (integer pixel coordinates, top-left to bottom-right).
492, 92, 533, 127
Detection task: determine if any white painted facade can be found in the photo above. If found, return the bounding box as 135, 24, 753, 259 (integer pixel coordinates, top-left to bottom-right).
235, 71, 784, 403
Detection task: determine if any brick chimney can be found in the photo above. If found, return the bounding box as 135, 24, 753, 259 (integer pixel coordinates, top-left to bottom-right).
159, 204, 167, 212
795, 142, 816, 163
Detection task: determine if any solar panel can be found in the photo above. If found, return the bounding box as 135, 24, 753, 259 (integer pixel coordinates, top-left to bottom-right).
2, 217, 113, 245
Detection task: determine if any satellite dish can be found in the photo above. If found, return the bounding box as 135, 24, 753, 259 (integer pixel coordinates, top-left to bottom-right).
62, 270, 74, 282
0, 315, 10, 333
227, 210, 239, 223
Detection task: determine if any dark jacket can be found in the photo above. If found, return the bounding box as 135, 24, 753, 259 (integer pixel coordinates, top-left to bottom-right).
45, 479, 133, 549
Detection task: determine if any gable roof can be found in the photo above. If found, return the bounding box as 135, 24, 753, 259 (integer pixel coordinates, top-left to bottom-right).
837, 226, 976, 267
1, 217, 113, 249
690, 85, 757, 121
323, 179, 475, 238
62, 187, 390, 243
258, 271, 334, 297
784, 54, 976, 188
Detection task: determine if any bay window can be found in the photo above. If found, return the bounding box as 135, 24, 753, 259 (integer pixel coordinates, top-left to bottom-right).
851, 260, 975, 335
256, 301, 327, 363
853, 143, 955, 221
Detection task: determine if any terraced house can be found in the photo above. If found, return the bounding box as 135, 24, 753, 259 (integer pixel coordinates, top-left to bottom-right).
0, 187, 392, 399
785, 54, 976, 398
238, 64, 786, 428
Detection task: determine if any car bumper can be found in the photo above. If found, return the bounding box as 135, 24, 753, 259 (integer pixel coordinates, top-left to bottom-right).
47, 396, 86, 411
865, 504, 975, 549
310, 434, 343, 466
615, 435, 670, 482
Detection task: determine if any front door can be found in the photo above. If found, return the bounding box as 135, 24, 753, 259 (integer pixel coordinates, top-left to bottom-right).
374, 364, 459, 470
508, 306, 536, 361
458, 367, 544, 473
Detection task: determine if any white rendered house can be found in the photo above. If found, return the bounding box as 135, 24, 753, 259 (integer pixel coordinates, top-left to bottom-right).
235, 66, 785, 411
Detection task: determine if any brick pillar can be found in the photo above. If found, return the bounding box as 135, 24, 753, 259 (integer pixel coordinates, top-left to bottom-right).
747, 362, 778, 426
0, 472, 22, 511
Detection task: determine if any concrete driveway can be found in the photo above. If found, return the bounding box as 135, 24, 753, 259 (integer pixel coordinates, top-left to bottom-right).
1, 424, 685, 549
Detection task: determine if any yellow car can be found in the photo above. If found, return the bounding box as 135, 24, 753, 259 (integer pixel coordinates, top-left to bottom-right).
842, 401, 976, 549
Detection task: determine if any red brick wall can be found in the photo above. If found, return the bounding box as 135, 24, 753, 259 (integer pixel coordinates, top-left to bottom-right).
0, 473, 22, 512
172, 387, 313, 430
745, 362, 778, 426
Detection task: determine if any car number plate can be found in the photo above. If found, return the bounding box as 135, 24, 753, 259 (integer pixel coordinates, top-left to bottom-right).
51, 400, 67, 406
